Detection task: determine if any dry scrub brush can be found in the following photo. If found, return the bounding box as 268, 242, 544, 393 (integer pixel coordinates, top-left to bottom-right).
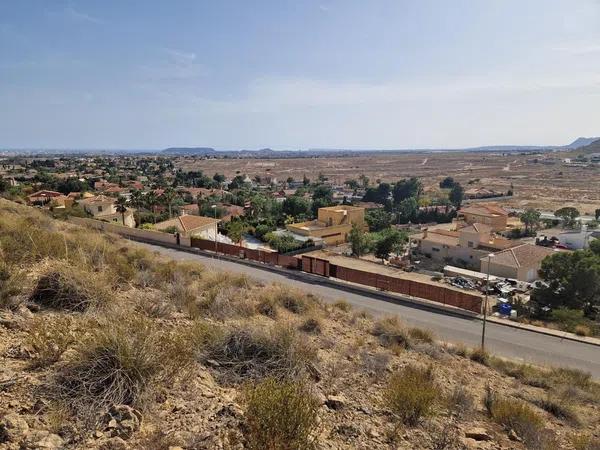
199, 322, 317, 383
55, 313, 197, 420
29, 261, 113, 312
372, 316, 412, 349
485, 389, 555, 449
383, 364, 441, 426
242, 377, 320, 450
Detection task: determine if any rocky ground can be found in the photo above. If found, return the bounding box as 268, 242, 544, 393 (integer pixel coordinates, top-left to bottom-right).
1, 199, 599, 449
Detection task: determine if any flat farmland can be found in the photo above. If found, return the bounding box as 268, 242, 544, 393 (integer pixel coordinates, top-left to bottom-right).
176, 151, 600, 213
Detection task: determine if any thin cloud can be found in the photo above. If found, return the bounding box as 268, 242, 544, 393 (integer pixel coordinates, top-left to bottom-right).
48, 6, 104, 25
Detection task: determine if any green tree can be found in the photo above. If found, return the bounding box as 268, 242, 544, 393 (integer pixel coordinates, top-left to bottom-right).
345, 179, 359, 190
439, 176, 456, 189
115, 196, 128, 226
396, 197, 418, 223
374, 228, 407, 262
213, 173, 226, 183
519, 208, 541, 235
348, 223, 372, 256
282, 196, 312, 220
449, 183, 464, 208
359, 174, 370, 188
532, 249, 600, 316
226, 219, 248, 244
555, 207, 580, 228
162, 188, 178, 218
144, 191, 158, 223
365, 208, 392, 232
393, 178, 422, 204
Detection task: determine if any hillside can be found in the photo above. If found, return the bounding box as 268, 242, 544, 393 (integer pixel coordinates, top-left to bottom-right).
578, 138, 600, 154
1, 199, 599, 450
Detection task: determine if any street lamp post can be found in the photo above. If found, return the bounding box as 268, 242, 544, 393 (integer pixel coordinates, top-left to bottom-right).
481, 253, 495, 350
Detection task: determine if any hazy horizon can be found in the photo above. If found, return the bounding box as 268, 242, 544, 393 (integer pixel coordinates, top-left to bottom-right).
1, 0, 599, 149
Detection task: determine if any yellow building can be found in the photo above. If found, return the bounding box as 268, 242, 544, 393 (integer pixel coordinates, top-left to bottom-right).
456, 204, 508, 232
286, 205, 366, 245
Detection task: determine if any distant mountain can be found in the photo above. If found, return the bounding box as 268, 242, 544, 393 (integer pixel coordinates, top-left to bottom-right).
564, 137, 599, 149
162, 147, 217, 155
576, 138, 600, 154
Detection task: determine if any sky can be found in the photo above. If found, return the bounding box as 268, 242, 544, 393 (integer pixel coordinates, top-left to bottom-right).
1, 0, 599, 150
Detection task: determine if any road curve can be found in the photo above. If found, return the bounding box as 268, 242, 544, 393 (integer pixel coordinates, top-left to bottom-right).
136, 242, 600, 378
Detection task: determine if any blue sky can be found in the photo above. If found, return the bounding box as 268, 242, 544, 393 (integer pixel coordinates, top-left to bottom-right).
1, 0, 599, 149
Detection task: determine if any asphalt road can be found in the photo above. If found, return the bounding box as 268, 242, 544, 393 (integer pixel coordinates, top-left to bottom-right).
136, 242, 600, 377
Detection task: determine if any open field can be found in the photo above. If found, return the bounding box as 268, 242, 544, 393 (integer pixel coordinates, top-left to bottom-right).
177, 150, 600, 213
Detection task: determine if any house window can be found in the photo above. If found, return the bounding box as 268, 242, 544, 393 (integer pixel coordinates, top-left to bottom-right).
432, 247, 440, 252
468, 241, 474, 248
98, 205, 103, 212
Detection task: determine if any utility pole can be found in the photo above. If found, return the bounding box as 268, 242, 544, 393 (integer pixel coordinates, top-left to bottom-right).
481, 253, 494, 350
212, 204, 217, 258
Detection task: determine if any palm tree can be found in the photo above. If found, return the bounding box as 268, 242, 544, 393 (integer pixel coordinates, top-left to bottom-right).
130, 189, 144, 226
145, 191, 158, 224
115, 196, 128, 226
162, 188, 177, 218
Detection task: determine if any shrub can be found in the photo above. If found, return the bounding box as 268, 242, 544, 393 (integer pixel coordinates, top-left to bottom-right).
571, 433, 600, 450
242, 378, 319, 450
0, 261, 21, 309
256, 295, 278, 318
200, 323, 316, 383
332, 300, 352, 312
487, 395, 546, 448
30, 262, 112, 312
383, 365, 440, 426
299, 317, 322, 334
469, 347, 490, 365
534, 395, 580, 425
372, 316, 411, 349
574, 324, 592, 337
408, 327, 434, 344
360, 351, 390, 375
273, 285, 314, 314
447, 385, 474, 419
195, 285, 255, 320
56, 314, 196, 416
27, 316, 80, 368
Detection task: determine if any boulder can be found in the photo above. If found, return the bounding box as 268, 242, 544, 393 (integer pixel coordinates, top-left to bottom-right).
100, 405, 142, 439
0, 413, 29, 443
325, 395, 347, 410
464, 427, 493, 441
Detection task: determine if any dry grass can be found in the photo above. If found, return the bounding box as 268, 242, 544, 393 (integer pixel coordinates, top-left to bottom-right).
242, 377, 319, 450
485, 391, 553, 449
199, 322, 317, 383
447, 385, 474, 419
0, 260, 22, 309
534, 394, 580, 426
372, 316, 412, 349
27, 316, 81, 368
262, 284, 317, 315
30, 261, 113, 312
571, 433, 600, 450
408, 327, 435, 344
55, 313, 196, 418
299, 317, 322, 334
383, 365, 440, 426
332, 299, 352, 312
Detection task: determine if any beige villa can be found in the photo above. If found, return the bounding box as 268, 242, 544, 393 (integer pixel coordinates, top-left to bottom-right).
286, 205, 366, 245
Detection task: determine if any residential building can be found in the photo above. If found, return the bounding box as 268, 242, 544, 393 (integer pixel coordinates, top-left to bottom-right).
27, 190, 63, 206
456, 204, 508, 231
417, 223, 519, 269
558, 226, 600, 250
286, 205, 366, 245
154, 214, 219, 239
480, 244, 556, 282
79, 194, 136, 227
